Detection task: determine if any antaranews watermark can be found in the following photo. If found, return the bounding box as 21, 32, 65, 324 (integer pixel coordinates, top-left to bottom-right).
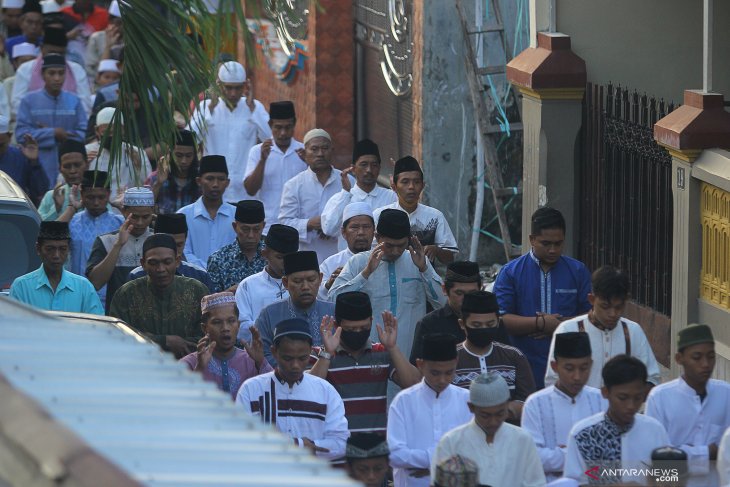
585, 466, 681, 484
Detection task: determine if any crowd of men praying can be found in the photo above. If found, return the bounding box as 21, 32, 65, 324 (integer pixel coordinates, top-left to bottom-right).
2, 1, 730, 486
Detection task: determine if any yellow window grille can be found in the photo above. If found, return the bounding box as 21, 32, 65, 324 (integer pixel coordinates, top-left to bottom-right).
701, 182, 730, 310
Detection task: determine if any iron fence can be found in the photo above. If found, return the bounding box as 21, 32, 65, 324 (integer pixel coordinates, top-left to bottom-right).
578, 83, 674, 316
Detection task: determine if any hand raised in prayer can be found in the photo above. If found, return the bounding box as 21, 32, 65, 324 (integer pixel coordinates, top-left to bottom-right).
408, 469, 430, 478
86, 149, 98, 163
52, 183, 67, 212
324, 266, 343, 290
301, 438, 330, 454
208, 90, 219, 114
116, 215, 134, 247
260, 139, 273, 163
243, 326, 266, 369
376, 311, 398, 351
245, 80, 255, 112
110, 186, 127, 210
68, 184, 83, 210
195, 334, 216, 371
156, 156, 170, 184
295, 147, 306, 161
20, 134, 39, 161
106, 23, 121, 46
166, 335, 197, 359
319, 315, 341, 355
306, 215, 322, 232
408, 235, 427, 272
362, 243, 384, 279
340, 167, 353, 192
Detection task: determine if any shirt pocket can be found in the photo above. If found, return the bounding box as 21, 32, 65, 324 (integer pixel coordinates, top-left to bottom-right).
552, 288, 579, 314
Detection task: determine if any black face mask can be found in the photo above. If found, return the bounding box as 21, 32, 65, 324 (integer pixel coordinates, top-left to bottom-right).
340, 328, 371, 350
466, 327, 501, 348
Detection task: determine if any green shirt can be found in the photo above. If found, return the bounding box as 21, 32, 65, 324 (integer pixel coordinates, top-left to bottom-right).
109, 275, 208, 347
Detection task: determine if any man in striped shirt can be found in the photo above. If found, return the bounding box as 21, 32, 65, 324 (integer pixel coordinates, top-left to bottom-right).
309, 291, 421, 437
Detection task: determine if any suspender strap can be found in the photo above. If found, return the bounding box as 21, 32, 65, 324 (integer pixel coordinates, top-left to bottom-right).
621, 321, 631, 356
578, 320, 586, 333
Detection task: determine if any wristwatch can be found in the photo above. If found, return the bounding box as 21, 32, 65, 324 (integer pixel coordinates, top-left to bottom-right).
317, 349, 332, 360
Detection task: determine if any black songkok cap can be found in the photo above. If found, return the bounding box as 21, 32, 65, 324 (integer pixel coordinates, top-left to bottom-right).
421, 333, 458, 361
58, 139, 87, 160
269, 101, 295, 120
376, 208, 411, 239
43, 27, 68, 48
81, 170, 109, 189
445, 260, 480, 283
283, 250, 319, 275
174, 129, 196, 147
142, 233, 177, 256
335, 291, 372, 322
22, 0, 42, 14
42, 53, 65, 70
273, 318, 312, 343
234, 200, 265, 224
155, 213, 188, 235
461, 290, 499, 315
352, 138, 380, 164
38, 221, 70, 241
198, 155, 228, 175
346, 433, 390, 459
553, 332, 592, 359
265, 224, 299, 254
393, 155, 422, 176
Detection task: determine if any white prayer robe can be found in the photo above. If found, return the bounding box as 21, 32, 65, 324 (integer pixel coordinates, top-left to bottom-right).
189, 98, 271, 202
236, 371, 349, 460
545, 315, 662, 388
234, 268, 288, 342
321, 184, 397, 251
719, 426, 730, 487
387, 380, 472, 487
317, 248, 354, 301
432, 419, 546, 487
373, 202, 458, 253
244, 139, 307, 234
564, 413, 669, 485
328, 250, 445, 360
278, 167, 346, 263
646, 377, 730, 485
521, 385, 607, 481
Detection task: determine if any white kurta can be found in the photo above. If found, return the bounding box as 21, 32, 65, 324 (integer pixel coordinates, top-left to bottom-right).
646, 377, 730, 484
373, 202, 458, 253
564, 413, 670, 485
236, 371, 349, 460
189, 98, 271, 203
317, 248, 354, 301
719, 426, 730, 487
432, 419, 546, 487
321, 184, 397, 251
86, 142, 151, 197
278, 167, 344, 263
545, 315, 662, 388
521, 385, 607, 481
244, 140, 307, 234
234, 268, 288, 342
12, 58, 92, 116
387, 380, 472, 487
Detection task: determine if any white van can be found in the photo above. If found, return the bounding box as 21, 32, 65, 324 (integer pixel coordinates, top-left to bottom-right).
0, 170, 40, 292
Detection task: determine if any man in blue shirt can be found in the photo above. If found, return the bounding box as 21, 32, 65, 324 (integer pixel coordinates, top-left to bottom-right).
0, 116, 48, 205
4, 1, 43, 65
493, 207, 591, 388
9, 220, 103, 315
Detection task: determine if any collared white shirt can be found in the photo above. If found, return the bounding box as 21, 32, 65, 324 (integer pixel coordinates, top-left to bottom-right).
279, 167, 343, 263
234, 268, 288, 342
321, 184, 397, 251
189, 98, 271, 203
317, 247, 354, 301
86, 141, 151, 197
433, 419, 546, 487
387, 380, 472, 487
177, 197, 236, 269
521, 385, 607, 481
646, 376, 730, 484
545, 314, 662, 388
373, 202, 458, 252
328, 250, 445, 360
718, 427, 730, 487
244, 139, 307, 234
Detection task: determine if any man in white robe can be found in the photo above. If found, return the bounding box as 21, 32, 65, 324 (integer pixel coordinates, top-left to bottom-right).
189, 61, 271, 203
387, 334, 472, 487
234, 223, 299, 342
646, 323, 730, 486
433, 372, 546, 487
522, 332, 607, 482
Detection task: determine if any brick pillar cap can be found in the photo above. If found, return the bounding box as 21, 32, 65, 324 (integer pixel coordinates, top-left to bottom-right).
507, 32, 586, 90
654, 90, 730, 152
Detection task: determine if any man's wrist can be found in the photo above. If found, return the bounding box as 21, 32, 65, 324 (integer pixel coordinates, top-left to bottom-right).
318, 349, 333, 360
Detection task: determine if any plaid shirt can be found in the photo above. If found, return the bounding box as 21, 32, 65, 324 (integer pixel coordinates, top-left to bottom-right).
147, 171, 201, 215
207, 239, 266, 293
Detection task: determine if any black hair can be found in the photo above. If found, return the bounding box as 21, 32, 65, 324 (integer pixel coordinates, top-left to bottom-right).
602, 354, 647, 389
393, 168, 423, 185
530, 207, 565, 235
201, 304, 240, 324
273, 333, 313, 347
461, 308, 499, 321
444, 278, 482, 292
592, 265, 630, 301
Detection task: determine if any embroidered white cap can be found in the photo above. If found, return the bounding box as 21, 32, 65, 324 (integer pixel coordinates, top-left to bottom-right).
96, 107, 124, 126
97, 59, 120, 74
2, 0, 25, 8
469, 371, 510, 407
217, 61, 246, 83
12, 42, 38, 60
123, 187, 155, 207
342, 202, 373, 226
303, 128, 331, 145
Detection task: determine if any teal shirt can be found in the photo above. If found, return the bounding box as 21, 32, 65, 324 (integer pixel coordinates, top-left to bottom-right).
9, 265, 104, 315
38, 184, 71, 221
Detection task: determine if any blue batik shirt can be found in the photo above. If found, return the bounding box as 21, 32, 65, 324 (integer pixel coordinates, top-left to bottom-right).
206, 239, 266, 293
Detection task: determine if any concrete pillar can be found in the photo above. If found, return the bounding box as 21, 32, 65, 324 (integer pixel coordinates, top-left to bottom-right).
654, 89, 730, 376
507, 32, 586, 256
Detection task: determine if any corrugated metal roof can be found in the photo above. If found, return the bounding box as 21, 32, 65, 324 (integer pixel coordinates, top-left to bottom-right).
0, 298, 359, 487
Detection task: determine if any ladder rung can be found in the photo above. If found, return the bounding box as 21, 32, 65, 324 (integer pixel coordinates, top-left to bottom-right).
476, 66, 505, 76
493, 187, 522, 197
483, 122, 523, 135
468, 25, 504, 35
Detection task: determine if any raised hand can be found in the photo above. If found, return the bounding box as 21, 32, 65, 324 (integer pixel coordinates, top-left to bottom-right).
376, 311, 398, 350
243, 326, 266, 368
324, 266, 343, 291
319, 315, 341, 355
116, 215, 134, 247
245, 80, 255, 111
260, 139, 273, 163
20, 134, 39, 161
52, 183, 66, 212
340, 167, 353, 192
208, 90, 219, 114
362, 243, 384, 278
194, 334, 216, 370
156, 156, 170, 184
408, 235, 427, 272
68, 184, 83, 210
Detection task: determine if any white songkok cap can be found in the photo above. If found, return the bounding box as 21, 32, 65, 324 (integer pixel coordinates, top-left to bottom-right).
97, 59, 120, 74
303, 128, 331, 145
96, 107, 123, 126
342, 202, 373, 227
108, 0, 121, 18
12, 42, 38, 59
217, 61, 246, 83
2, 0, 24, 8
123, 187, 154, 207
469, 371, 510, 407
41, 2, 59, 13
0, 115, 9, 133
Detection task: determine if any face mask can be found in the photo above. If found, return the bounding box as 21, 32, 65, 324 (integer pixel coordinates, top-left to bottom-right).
340, 328, 371, 350
466, 327, 501, 348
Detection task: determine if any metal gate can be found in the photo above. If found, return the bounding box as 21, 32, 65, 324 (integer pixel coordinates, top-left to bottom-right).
578, 83, 675, 316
